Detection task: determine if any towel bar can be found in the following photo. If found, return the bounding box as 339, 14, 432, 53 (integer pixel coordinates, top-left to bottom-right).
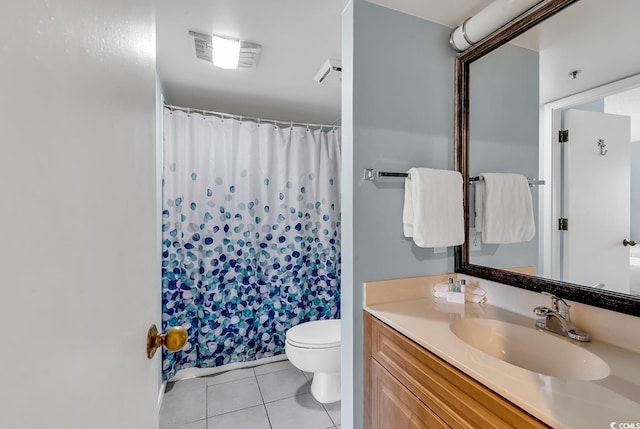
363, 168, 545, 186
470, 176, 545, 186
363, 168, 408, 181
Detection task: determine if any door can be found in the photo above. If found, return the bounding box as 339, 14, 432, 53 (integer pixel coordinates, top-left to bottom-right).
0, 0, 162, 428
562, 109, 631, 293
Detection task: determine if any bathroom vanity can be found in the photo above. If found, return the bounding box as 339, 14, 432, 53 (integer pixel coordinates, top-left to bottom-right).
364, 314, 547, 428
363, 275, 640, 429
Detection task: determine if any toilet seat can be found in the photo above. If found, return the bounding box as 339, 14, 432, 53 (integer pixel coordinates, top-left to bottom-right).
286, 338, 340, 349
286, 319, 340, 349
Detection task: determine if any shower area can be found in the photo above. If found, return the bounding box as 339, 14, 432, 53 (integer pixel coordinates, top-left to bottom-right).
161, 106, 342, 380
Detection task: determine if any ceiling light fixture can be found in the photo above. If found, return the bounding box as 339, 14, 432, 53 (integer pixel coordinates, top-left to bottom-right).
190, 31, 261, 69
449, 0, 543, 53
211, 36, 240, 69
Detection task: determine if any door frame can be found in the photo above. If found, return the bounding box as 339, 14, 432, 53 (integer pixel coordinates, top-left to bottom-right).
542, 72, 640, 279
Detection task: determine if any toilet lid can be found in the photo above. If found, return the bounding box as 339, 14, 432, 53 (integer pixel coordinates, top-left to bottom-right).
286, 319, 341, 348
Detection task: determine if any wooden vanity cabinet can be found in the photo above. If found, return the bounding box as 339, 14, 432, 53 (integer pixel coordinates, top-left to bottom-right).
364, 312, 549, 429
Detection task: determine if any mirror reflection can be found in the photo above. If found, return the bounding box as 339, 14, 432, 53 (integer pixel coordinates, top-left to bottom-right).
466, 0, 640, 297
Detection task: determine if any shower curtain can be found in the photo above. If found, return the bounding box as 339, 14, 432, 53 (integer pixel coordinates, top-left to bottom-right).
161, 108, 341, 379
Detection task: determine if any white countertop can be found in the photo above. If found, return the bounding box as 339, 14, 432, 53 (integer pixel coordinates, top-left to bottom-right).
365, 297, 640, 429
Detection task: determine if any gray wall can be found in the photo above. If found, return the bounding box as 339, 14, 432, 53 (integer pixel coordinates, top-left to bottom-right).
342, 2, 456, 427
468, 44, 540, 271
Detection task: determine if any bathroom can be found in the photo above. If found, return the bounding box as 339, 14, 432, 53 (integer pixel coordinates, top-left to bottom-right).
3, 1, 640, 429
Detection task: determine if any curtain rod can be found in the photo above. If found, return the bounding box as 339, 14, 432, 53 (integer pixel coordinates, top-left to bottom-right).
164, 103, 341, 129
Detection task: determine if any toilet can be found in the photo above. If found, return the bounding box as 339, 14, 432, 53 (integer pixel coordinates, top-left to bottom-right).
285, 319, 341, 404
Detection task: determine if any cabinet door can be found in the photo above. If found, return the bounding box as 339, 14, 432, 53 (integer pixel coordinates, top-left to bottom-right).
370, 359, 448, 429
365, 312, 549, 429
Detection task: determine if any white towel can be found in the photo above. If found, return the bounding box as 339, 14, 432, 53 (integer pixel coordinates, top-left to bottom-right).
403, 168, 464, 248
478, 173, 535, 244
433, 282, 486, 303
474, 181, 484, 233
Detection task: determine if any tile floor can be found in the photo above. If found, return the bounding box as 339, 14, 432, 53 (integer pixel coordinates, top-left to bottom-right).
160, 360, 341, 429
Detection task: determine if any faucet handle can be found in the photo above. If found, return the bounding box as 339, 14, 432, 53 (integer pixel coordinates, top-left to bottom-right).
533, 306, 552, 317
541, 291, 570, 318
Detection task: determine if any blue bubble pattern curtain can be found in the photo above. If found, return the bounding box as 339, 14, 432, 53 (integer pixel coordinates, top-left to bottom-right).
161, 109, 341, 380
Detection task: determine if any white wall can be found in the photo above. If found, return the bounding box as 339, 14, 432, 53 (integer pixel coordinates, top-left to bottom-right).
0, 1, 160, 428
342, 2, 456, 427
340, 3, 356, 427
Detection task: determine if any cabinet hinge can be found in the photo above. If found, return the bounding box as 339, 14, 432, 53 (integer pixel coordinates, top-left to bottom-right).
558, 218, 569, 231
559, 130, 569, 143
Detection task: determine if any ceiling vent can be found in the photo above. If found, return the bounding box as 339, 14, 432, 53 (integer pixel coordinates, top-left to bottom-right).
189, 31, 261, 69
314, 59, 342, 87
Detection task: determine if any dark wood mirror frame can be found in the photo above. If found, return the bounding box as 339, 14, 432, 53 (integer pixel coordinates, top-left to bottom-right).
453, 0, 640, 317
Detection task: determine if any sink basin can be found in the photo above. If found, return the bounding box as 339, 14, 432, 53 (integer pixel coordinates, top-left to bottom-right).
450, 318, 610, 380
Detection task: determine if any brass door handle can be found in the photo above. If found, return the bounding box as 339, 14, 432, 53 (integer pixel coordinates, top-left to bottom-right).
623, 239, 637, 247
146, 324, 187, 359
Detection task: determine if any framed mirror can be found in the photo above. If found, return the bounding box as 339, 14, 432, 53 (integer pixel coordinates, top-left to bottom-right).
454, 0, 640, 316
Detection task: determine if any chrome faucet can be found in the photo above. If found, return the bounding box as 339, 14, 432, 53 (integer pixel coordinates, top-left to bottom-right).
533, 292, 590, 342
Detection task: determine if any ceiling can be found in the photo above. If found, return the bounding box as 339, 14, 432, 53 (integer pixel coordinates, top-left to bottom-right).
157, 0, 640, 126
365, 0, 491, 27
156, 0, 489, 125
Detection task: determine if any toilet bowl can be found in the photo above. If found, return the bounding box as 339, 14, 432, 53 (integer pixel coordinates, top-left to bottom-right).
285, 319, 341, 404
